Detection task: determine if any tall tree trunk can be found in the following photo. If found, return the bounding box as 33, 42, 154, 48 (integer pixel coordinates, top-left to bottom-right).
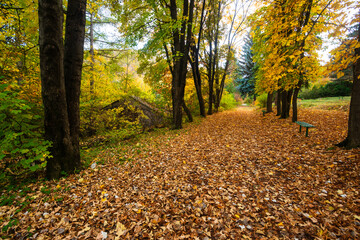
170, 0, 194, 129
276, 90, 281, 116
207, 42, 214, 115
39, 0, 86, 179
207, 1, 221, 115
266, 92, 273, 113
287, 89, 293, 115
280, 90, 289, 119
64, 0, 86, 170
39, 0, 72, 179
190, 0, 206, 117
337, 23, 360, 148
292, 87, 300, 122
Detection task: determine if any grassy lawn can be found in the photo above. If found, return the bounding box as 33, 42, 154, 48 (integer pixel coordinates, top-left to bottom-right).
298, 96, 350, 111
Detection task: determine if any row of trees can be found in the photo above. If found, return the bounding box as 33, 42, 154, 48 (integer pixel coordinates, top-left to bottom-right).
2, 0, 359, 179
108, 0, 254, 128
235, 0, 360, 148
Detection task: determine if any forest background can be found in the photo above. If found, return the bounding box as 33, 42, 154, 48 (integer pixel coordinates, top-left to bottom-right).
0, 0, 359, 182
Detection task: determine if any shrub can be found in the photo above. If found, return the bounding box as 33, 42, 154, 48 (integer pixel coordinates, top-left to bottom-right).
80, 96, 143, 138
244, 97, 253, 105
220, 92, 238, 111
255, 93, 267, 108
299, 80, 352, 99
0, 83, 51, 182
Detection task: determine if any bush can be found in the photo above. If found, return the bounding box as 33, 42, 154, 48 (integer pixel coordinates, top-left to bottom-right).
244, 97, 254, 105
255, 93, 267, 108
0, 83, 51, 182
80, 96, 143, 138
299, 80, 352, 99
220, 92, 238, 111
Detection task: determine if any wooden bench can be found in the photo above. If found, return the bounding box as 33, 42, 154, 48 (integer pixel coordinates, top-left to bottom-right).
262, 110, 266, 116
295, 121, 315, 137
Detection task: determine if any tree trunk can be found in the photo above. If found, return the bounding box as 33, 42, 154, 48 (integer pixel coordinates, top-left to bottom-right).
182, 101, 193, 122
337, 23, 360, 148
266, 92, 273, 113
64, 0, 86, 171
207, 42, 214, 115
280, 90, 289, 119
276, 90, 281, 116
286, 89, 293, 115
190, 0, 206, 117
170, 0, 194, 129
39, 0, 86, 179
292, 86, 301, 122
39, 0, 72, 179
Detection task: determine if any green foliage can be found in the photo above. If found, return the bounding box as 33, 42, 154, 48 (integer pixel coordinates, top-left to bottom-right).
299, 80, 352, 99
244, 97, 254, 105
255, 93, 267, 108
219, 92, 238, 111
234, 33, 257, 98
0, 83, 51, 183
80, 95, 144, 138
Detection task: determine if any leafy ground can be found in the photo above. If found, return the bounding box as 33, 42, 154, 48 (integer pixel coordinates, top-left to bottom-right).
1, 107, 360, 239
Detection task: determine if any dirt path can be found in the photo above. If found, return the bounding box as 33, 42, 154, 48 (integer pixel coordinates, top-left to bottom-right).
3, 108, 360, 239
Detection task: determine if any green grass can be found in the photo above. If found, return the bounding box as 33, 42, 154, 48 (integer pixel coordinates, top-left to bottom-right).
298, 96, 350, 110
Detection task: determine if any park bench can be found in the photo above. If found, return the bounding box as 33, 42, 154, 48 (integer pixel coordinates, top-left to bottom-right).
262, 110, 266, 116
295, 121, 315, 137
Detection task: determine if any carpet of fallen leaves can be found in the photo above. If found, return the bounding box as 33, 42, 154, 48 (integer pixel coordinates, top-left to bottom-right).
1, 107, 360, 240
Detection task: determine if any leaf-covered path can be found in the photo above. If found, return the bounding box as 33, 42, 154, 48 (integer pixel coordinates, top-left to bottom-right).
2, 107, 360, 239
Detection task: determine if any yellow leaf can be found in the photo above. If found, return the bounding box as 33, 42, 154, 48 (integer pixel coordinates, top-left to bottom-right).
116, 222, 127, 236
337, 190, 344, 195
78, 178, 84, 183
354, 215, 360, 220
137, 209, 142, 214
337, 71, 344, 78
235, 214, 240, 218
277, 222, 284, 226
177, 188, 181, 193
183, 161, 186, 164
56, 185, 61, 189
101, 198, 107, 202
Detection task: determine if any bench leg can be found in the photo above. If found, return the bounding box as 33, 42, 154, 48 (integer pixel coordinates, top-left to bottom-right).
305, 127, 309, 137
299, 126, 302, 133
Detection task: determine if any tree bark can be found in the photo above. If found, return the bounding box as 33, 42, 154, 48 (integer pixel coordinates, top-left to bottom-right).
170, 0, 194, 129
287, 89, 293, 114
266, 92, 273, 113
280, 90, 289, 119
64, 0, 87, 171
207, 42, 214, 115
182, 101, 193, 122
39, 0, 71, 179
39, 0, 86, 179
337, 23, 360, 148
292, 87, 300, 122
276, 90, 281, 116
189, 0, 206, 117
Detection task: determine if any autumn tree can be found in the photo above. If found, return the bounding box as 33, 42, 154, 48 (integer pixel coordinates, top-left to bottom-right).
204, 0, 252, 114
329, 18, 360, 148
189, 0, 207, 117
38, 0, 86, 179
251, 0, 349, 120
109, 0, 196, 129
